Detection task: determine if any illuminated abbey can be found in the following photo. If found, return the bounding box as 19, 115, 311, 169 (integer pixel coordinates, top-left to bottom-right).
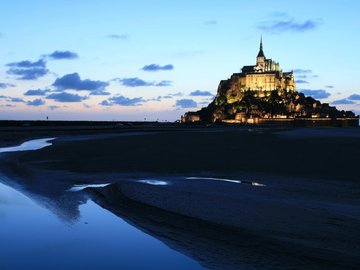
222, 37, 296, 98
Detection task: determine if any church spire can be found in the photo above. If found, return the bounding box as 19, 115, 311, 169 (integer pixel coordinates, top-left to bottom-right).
257, 35, 265, 58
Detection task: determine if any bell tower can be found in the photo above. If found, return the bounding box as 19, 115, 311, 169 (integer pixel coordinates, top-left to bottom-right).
256, 36, 265, 71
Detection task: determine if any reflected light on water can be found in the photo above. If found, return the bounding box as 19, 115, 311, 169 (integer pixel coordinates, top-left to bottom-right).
186, 177, 265, 187
68, 183, 111, 192
138, 180, 169, 186
0, 138, 55, 153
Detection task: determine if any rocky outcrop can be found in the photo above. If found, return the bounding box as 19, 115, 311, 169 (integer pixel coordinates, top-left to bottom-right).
186, 79, 356, 123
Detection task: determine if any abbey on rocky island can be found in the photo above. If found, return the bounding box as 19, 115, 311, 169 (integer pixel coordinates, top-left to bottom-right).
182, 38, 358, 127
231, 37, 296, 96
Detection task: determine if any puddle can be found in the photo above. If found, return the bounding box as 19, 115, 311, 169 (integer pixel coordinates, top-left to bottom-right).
0, 138, 55, 153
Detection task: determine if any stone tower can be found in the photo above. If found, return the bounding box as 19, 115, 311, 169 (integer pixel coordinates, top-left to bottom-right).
256, 36, 265, 71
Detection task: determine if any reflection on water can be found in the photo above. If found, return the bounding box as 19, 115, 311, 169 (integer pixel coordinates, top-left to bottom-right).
137, 179, 169, 185
186, 176, 266, 187
68, 183, 111, 192
0, 180, 204, 270
0, 138, 55, 153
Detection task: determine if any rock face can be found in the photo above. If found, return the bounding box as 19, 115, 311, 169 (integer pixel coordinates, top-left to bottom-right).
183, 38, 357, 125
190, 89, 355, 123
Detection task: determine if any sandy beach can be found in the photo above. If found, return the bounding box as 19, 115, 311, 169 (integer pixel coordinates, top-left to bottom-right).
0, 126, 359, 269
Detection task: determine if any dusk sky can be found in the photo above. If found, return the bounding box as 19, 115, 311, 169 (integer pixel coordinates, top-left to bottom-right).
1, 0, 359, 121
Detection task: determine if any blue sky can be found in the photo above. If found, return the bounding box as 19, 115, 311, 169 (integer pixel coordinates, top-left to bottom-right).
0, 0, 359, 121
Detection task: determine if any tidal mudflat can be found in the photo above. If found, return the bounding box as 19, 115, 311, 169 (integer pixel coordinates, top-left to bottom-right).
0, 127, 359, 269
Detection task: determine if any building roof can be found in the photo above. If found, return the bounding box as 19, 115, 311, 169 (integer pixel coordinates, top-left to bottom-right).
257, 36, 265, 58
241, 65, 255, 73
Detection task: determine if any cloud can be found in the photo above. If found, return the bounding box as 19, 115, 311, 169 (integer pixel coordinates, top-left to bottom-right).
189, 90, 214, 96
295, 80, 309, 84
1, 104, 16, 108
175, 99, 197, 108
141, 64, 174, 72
348, 94, 360, 100
100, 95, 144, 106
107, 34, 128, 40
24, 89, 51, 96
53, 73, 109, 93
7, 59, 46, 68
48, 50, 79, 60
99, 100, 112, 106
204, 20, 217, 25
83, 103, 92, 108
118, 77, 172, 87
7, 68, 49, 80
258, 19, 318, 34
46, 92, 87, 102
301, 89, 331, 99
331, 99, 355, 105
156, 80, 172, 87
0, 83, 14, 89
89, 90, 111, 96
8, 97, 25, 103
118, 77, 152, 87
149, 92, 183, 101
325, 85, 334, 89
168, 92, 183, 97
294, 69, 312, 74
6, 59, 49, 80
199, 101, 210, 105
48, 105, 60, 110
27, 98, 45, 106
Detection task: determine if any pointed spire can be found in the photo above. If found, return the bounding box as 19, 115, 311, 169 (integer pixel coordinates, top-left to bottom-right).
257, 35, 265, 58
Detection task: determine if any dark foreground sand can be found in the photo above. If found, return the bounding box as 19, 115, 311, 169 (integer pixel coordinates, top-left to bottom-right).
0, 127, 359, 269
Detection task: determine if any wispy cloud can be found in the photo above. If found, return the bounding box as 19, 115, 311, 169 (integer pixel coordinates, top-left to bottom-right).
6, 59, 49, 80
48, 50, 79, 60
204, 20, 217, 25
46, 92, 87, 102
0, 82, 14, 89
331, 98, 355, 105
175, 99, 197, 108
48, 105, 60, 110
7, 59, 46, 68
100, 95, 144, 106
107, 34, 128, 40
348, 94, 360, 100
141, 64, 174, 72
301, 89, 331, 99
24, 89, 51, 96
189, 90, 214, 96
8, 97, 25, 103
294, 69, 312, 74
325, 85, 334, 89
117, 77, 172, 87
295, 80, 309, 84
118, 77, 152, 87
258, 15, 319, 34
27, 98, 45, 106
155, 80, 172, 87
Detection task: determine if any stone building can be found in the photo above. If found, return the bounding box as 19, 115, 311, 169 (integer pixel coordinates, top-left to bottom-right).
218, 37, 296, 98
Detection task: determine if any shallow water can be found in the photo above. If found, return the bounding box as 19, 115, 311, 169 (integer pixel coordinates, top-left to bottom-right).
0, 181, 205, 270
0, 137, 55, 153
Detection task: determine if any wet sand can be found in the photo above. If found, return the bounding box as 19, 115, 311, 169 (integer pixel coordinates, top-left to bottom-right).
0, 126, 359, 269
